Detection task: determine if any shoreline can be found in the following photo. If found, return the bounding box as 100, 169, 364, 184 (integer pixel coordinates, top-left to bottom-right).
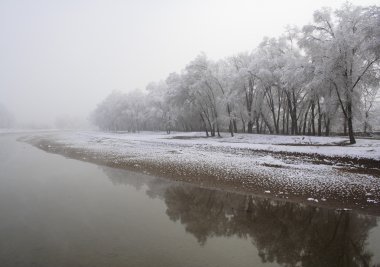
20, 132, 380, 216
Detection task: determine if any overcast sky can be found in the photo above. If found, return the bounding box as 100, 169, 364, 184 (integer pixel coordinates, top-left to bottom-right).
0, 0, 378, 126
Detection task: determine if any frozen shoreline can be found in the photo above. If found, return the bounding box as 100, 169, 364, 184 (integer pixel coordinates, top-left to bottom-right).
21, 131, 380, 214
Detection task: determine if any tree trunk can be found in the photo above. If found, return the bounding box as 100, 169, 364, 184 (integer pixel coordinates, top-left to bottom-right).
286, 107, 289, 135
227, 104, 234, 137
287, 98, 297, 135
363, 111, 369, 134
292, 91, 298, 135
228, 120, 234, 137
347, 103, 356, 144
311, 101, 315, 136
200, 113, 209, 137
317, 99, 322, 136
324, 116, 330, 136
343, 117, 347, 136
259, 118, 264, 134
261, 112, 274, 134
255, 117, 260, 134
240, 112, 246, 133
282, 102, 286, 134
302, 103, 310, 135
248, 121, 254, 133
331, 79, 356, 144
246, 78, 254, 134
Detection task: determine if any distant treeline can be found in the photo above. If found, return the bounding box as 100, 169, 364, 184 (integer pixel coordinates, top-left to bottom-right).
92, 3, 380, 144
0, 103, 13, 128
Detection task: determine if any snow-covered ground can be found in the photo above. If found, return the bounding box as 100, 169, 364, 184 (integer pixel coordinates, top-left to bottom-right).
55, 131, 380, 160
21, 131, 380, 212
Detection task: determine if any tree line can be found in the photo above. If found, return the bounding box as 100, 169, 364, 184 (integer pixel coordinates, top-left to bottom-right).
92, 3, 380, 144
0, 103, 13, 128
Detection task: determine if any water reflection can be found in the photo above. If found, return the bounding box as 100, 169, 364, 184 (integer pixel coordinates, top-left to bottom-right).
101, 166, 379, 267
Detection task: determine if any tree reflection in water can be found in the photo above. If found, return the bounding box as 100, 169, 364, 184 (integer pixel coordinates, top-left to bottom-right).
101, 166, 379, 267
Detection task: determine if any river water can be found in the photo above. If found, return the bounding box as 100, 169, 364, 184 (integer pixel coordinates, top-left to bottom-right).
0, 133, 379, 267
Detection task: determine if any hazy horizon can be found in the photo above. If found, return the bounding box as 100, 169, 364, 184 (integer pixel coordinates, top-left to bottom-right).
1, 0, 378, 126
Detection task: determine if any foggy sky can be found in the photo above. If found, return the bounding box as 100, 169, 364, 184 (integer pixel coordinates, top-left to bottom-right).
0, 0, 378, 126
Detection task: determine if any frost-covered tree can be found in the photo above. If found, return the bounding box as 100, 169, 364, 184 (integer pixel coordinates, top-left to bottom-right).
300, 4, 380, 143
146, 81, 177, 133
183, 54, 224, 136
228, 52, 265, 134
91, 90, 146, 132
91, 3, 380, 141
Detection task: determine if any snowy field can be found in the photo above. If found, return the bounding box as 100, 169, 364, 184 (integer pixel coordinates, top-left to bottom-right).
20, 131, 380, 212
47, 131, 380, 159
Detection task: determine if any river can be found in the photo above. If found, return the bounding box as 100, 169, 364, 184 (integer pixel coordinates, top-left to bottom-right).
0, 133, 379, 267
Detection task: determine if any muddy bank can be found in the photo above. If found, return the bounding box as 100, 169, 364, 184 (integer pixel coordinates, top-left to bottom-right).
22, 135, 380, 216
195, 145, 380, 176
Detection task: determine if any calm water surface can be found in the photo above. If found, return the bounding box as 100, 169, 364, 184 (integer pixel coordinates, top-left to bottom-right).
0, 134, 379, 267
